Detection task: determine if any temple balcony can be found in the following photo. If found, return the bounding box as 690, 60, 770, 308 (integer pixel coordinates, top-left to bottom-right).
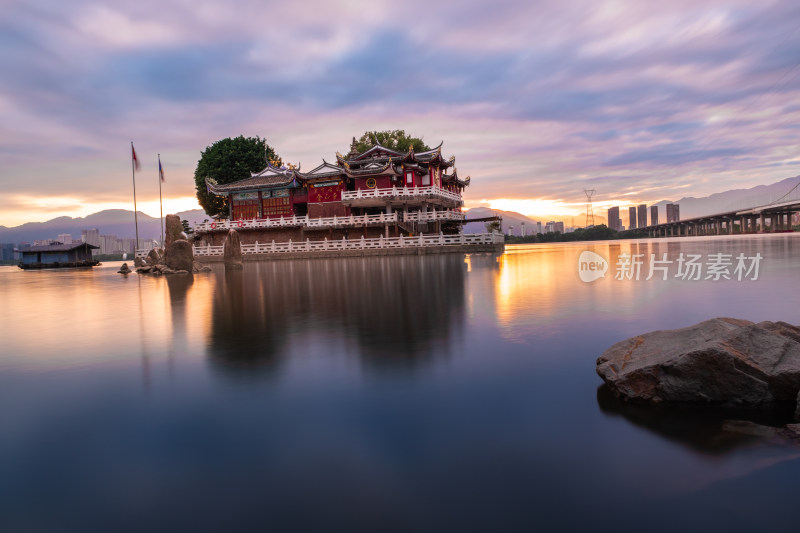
402, 209, 465, 222
182, 232, 504, 257
341, 186, 463, 208
194, 212, 399, 233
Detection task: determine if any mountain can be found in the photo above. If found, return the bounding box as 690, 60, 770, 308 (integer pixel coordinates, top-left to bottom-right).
652, 176, 800, 219
0, 209, 209, 245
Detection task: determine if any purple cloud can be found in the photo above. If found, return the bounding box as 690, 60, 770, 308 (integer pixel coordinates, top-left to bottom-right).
1, 0, 800, 224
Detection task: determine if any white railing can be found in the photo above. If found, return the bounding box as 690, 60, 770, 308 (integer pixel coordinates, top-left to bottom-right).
187, 232, 503, 257
341, 186, 462, 204
403, 210, 465, 222
194, 212, 399, 232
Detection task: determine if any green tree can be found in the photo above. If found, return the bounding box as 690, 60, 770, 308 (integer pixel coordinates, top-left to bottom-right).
181, 219, 194, 235
347, 130, 431, 155
485, 220, 502, 233
194, 135, 280, 218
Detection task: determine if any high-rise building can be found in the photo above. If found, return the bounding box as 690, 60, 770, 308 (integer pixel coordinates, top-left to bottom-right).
554, 221, 565, 233
536, 221, 543, 234
666, 203, 680, 223
57, 234, 73, 244
638, 204, 647, 229
520, 222, 526, 237
81, 228, 100, 246
607, 207, 621, 231
628, 207, 637, 230
650, 206, 659, 226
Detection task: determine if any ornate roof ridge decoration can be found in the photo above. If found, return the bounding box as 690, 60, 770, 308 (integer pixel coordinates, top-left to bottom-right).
250, 162, 294, 178
207, 171, 296, 193
349, 144, 406, 162
335, 151, 351, 170
441, 167, 470, 187
344, 159, 401, 177
413, 141, 444, 157
298, 159, 346, 180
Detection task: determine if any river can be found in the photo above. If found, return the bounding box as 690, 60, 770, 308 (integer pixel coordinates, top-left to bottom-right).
1, 234, 798, 531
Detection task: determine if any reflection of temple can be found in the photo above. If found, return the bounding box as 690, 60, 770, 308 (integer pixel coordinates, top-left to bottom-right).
208, 254, 468, 376
199, 141, 470, 245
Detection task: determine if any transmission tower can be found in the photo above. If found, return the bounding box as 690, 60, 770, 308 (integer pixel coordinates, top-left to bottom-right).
584, 189, 596, 227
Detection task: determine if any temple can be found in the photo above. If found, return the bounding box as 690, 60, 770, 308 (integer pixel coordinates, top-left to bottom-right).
196, 140, 472, 245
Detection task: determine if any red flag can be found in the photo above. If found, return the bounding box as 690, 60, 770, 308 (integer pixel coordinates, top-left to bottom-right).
132, 144, 140, 171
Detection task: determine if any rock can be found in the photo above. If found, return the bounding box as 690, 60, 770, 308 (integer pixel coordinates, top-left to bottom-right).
200, 266, 212, 272
133, 257, 145, 268
175, 270, 189, 275
164, 214, 184, 251
118, 263, 131, 274
796, 391, 800, 421
596, 318, 800, 406
782, 423, 800, 443
223, 229, 243, 270
165, 240, 194, 272
137, 266, 152, 274
146, 248, 163, 266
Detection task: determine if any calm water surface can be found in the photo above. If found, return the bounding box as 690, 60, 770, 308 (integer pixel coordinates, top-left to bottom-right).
1, 235, 799, 532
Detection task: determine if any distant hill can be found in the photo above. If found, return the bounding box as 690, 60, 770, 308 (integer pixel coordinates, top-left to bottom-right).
0, 209, 209, 244
652, 175, 800, 219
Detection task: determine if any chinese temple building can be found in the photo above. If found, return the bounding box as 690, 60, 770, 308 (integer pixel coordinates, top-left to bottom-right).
198, 141, 471, 246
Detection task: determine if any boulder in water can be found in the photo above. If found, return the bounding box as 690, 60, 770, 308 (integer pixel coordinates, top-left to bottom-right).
165, 240, 194, 272
596, 318, 800, 406
223, 229, 243, 270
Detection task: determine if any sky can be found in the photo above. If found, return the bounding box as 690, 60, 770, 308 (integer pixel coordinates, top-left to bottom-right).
2, 0, 800, 227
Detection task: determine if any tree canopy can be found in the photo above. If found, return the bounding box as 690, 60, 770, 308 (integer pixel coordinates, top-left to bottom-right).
194, 135, 280, 218
347, 130, 431, 155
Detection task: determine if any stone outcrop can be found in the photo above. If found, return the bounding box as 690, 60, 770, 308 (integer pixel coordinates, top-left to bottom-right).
146, 248, 162, 266
165, 240, 194, 272
134, 213, 212, 276
797, 391, 800, 421
118, 263, 131, 274
596, 318, 800, 407
164, 214, 184, 250
223, 229, 243, 270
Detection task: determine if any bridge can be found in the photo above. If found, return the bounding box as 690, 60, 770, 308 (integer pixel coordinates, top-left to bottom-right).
623, 199, 800, 237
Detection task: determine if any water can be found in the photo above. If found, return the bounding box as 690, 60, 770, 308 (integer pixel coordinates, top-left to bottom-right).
1, 235, 799, 532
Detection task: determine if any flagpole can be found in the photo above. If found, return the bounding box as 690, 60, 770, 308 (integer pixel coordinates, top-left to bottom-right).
131, 141, 140, 253
158, 153, 164, 248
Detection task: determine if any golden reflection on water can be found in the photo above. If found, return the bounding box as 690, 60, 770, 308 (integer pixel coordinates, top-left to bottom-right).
491, 240, 733, 341
0, 263, 214, 371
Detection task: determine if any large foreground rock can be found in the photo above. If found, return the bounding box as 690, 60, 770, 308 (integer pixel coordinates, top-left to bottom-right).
223, 229, 243, 270
164, 214, 184, 250
165, 240, 194, 272
597, 318, 800, 406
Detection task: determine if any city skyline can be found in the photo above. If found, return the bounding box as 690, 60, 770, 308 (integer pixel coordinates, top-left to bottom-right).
2, 1, 800, 226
